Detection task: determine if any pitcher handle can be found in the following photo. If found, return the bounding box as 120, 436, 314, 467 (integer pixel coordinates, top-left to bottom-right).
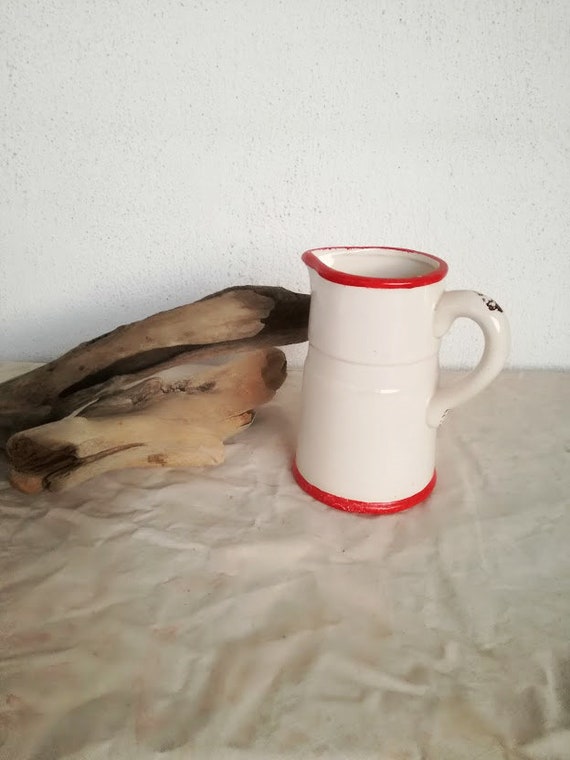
427, 290, 510, 427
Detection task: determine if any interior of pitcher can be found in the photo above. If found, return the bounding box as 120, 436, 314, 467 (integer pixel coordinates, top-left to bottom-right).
318, 247, 440, 279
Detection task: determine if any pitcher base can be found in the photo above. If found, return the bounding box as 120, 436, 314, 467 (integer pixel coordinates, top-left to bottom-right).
292, 463, 437, 515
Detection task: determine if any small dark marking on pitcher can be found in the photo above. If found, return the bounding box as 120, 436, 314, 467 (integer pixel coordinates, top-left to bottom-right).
477, 293, 503, 313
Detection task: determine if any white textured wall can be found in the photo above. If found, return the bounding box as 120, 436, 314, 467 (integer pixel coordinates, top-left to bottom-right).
1, 0, 569, 367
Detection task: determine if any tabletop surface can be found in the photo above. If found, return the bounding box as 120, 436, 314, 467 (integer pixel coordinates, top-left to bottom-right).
0, 363, 569, 760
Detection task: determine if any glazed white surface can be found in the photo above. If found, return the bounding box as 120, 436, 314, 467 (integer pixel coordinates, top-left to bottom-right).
296, 248, 510, 503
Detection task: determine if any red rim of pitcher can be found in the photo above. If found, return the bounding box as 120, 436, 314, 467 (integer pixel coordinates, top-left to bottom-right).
302, 246, 448, 289
292, 461, 437, 515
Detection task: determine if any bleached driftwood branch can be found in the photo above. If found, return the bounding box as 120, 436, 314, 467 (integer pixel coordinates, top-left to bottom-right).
1, 285, 309, 493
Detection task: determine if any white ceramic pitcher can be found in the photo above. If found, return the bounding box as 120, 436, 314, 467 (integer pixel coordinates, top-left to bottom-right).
293, 246, 510, 514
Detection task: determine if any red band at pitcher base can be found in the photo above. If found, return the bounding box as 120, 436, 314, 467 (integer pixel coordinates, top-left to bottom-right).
292, 462, 437, 515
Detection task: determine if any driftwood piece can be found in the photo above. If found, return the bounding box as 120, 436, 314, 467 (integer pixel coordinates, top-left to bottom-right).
7, 348, 286, 494
0, 286, 309, 441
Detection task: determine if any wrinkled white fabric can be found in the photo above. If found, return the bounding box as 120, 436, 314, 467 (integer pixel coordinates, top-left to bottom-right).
0, 363, 569, 760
